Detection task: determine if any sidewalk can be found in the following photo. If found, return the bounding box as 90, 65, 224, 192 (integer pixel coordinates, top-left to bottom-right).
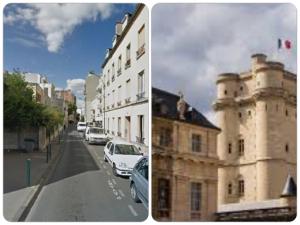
3, 132, 64, 221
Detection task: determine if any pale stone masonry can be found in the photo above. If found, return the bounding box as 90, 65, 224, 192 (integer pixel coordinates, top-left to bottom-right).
213, 54, 296, 207
152, 88, 220, 221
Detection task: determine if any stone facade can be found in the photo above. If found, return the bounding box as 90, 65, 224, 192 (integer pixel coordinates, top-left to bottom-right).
152, 88, 220, 221
213, 54, 296, 206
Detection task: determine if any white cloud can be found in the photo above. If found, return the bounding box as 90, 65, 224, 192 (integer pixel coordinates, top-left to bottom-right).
152, 3, 297, 125
66, 78, 85, 96
4, 3, 114, 52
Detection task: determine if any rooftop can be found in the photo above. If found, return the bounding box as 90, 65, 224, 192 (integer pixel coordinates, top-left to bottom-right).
152, 87, 220, 131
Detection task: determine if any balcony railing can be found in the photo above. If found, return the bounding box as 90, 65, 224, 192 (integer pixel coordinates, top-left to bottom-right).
125, 97, 131, 104
125, 59, 131, 69
117, 101, 122, 106
136, 136, 145, 144
117, 68, 121, 76
112, 104, 115, 108
136, 44, 145, 59
136, 92, 146, 101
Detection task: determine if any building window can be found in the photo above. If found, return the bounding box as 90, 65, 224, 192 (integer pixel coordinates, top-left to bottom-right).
234, 91, 237, 97
238, 139, 244, 156
137, 115, 144, 144
125, 43, 131, 68
248, 110, 251, 116
192, 134, 201, 152
238, 180, 245, 196
285, 144, 289, 153
190, 182, 201, 220
286, 109, 289, 116
159, 127, 172, 147
240, 86, 243, 91
228, 183, 232, 195
117, 117, 121, 136
158, 178, 170, 218
137, 71, 145, 100
125, 79, 131, 103
117, 55, 122, 75
224, 90, 227, 95
276, 104, 279, 112
238, 112, 242, 118
228, 143, 232, 154
112, 63, 115, 82
137, 24, 145, 59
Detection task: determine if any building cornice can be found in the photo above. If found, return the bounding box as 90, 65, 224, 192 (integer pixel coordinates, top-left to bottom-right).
101, 4, 144, 69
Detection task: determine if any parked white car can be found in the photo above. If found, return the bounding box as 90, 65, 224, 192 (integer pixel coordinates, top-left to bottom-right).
77, 122, 87, 132
104, 140, 143, 176
85, 127, 108, 144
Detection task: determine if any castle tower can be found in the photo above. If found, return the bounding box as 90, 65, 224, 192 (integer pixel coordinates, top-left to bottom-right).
213, 54, 296, 205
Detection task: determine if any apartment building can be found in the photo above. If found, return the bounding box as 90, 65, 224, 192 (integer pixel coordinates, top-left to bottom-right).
152, 88, 220, 221
98, 4, 149, 147
213, 54, 296, 220
84, 72, 100, 123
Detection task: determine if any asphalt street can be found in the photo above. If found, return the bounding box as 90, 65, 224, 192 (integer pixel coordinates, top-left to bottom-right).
25, 128, 148, 221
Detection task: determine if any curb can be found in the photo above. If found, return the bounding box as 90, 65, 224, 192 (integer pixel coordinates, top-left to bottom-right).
16, 135, 66, 221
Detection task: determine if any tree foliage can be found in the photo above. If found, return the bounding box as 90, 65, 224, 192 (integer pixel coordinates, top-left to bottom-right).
68, 102, 77, 115
4, 72, 64, 132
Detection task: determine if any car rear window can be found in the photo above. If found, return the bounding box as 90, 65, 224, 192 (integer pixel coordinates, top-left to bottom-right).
115, 144, 141, 155
90, 128, 103, 134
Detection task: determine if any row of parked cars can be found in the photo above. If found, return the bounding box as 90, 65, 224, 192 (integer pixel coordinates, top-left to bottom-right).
76, 122, 148, 207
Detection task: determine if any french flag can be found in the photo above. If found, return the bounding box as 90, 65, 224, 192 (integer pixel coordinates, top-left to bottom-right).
278, 38, 292, 49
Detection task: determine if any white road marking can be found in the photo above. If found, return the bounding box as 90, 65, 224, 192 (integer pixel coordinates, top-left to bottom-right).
112, 179, 117, 185
106, 171, 111, 176
118, 189, 125, 197
128, 205, 138, 217
103, 165, 107, 169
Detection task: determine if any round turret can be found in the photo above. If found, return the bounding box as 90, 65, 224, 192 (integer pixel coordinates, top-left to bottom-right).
216, 73, 239, 99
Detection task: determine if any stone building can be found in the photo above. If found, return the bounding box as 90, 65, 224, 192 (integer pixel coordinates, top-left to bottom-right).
152, 87, 220, 221
84, 72, 99, 123
98, 4, 149, 148
213, 53, 296, 220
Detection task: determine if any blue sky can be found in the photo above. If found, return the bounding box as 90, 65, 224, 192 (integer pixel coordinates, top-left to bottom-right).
3, 3, 136, 108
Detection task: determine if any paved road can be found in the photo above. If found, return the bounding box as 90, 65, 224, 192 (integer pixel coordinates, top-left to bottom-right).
26, 128, 148, 221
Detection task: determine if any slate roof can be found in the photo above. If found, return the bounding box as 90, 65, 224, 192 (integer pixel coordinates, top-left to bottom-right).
281, 175, 297, 197
152, 87, 220, 131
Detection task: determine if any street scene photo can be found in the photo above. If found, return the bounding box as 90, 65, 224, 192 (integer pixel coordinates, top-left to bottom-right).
3, 3, 148, 221
152, 3, 296, 221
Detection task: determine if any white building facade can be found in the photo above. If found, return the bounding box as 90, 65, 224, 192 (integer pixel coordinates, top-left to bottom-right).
99, 4, 149, 147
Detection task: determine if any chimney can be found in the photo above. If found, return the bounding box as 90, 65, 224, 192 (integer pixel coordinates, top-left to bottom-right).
177, 91, 187, 120
115, 22, 122, 36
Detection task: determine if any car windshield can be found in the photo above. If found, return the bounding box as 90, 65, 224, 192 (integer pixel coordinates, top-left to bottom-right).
115, 144, 141, 155
79, 124, 86, 127
90, 128, 103, 134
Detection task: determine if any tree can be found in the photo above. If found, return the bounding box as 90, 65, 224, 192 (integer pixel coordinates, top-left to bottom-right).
68, 102, 77, 115
4, 72, 64, 149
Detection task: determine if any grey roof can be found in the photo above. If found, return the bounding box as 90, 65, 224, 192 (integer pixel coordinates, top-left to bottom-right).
152, 87, 220, 131
281, 175, 297, 197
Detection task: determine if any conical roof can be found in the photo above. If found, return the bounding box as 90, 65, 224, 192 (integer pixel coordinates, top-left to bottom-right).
281, 175, 297, 197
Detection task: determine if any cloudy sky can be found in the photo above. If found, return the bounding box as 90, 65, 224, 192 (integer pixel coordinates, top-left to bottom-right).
152, 3, 297, 123
4, 3, 135, 109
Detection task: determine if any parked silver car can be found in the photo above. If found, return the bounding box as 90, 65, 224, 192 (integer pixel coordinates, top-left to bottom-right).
129, 156, 148, 208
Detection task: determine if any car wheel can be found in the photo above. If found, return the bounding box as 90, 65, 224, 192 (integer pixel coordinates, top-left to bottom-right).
112, 164, 118, 177
130, 183, 140, 203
